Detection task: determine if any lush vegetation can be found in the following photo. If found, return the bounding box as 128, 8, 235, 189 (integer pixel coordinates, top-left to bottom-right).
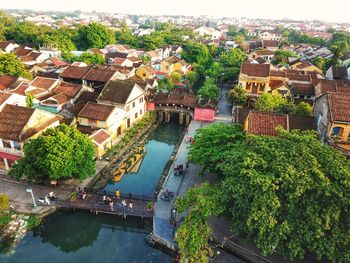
226, 85, 247, 106
177, 124, 350, 262
75, 23, 115, 50
272, 50, 299, 65
256, 93, 295, 113
62, 52, 105, 64
0, 53, 32, 79
9, 125, 95, 182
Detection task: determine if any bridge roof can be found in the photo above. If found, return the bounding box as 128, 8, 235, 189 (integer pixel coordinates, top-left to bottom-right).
154, 92, 200, 109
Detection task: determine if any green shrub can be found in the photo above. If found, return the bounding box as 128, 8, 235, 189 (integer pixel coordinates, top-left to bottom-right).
26, 215, 41, 230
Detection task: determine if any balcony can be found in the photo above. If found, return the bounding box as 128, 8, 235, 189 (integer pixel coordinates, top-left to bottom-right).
0, 147, 24, 157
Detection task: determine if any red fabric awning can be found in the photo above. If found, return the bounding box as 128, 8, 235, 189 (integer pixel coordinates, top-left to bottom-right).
0, 152, 21, 161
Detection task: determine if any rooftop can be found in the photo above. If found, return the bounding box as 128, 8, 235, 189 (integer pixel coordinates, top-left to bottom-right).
78, 102, 115, 121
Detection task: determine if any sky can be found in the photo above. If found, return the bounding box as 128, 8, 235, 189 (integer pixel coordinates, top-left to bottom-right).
1, 0, 350, 23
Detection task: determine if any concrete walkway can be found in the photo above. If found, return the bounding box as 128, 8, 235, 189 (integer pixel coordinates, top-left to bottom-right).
153, 84, 233, 245
0, 172, 74, 215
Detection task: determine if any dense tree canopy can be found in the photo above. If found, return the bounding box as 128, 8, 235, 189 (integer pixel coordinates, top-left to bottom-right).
295, 102, 313, 116
256, 93, 295, 113
9, 125, 95, 181
38, 27, 76, 52
0, 53, 31, 79
273, 50, 299, 65
63, 52, 105, 64
227, 85, 247, 106
197, 78, 219, 103
75, 23, 115, 50
180, 124, 350, 262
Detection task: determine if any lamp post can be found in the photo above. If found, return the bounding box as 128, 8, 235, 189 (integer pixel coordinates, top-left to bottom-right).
26, 188, 37, 207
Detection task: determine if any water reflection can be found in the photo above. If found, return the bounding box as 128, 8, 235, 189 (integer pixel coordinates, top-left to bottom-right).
0, 211, 170, 263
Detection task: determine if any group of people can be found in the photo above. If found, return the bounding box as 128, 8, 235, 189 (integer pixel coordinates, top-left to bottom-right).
100, 189, 133, 212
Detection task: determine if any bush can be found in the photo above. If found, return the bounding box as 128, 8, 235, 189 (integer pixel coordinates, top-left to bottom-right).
0, 194, 9, 211
26, 215, 41, 230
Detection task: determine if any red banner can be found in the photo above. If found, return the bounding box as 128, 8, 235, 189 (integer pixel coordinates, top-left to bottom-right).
194, 108, 215, 122
146, 102, 155, 111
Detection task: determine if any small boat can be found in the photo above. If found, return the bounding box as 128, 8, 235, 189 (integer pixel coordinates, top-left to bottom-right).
113, 146, 146, 182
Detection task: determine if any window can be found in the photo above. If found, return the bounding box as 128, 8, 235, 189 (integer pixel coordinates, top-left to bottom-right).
99, 121, 105, 128
259, 84, 265, 92
126, 105, 130, 112
132, 102, 136, 108
135, 112, 138, 119
140, 109, 143, 115
331, 126, 344, 139
2, 141, 11, 148
139, 97, 144, 103
13, 141, 21, 151
117, 126, 122, 136
143, 73, 146, 77
81, 117, 87, 125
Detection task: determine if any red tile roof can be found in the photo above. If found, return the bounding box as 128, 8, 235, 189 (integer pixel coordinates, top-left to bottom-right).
290, 83, 315, 96
248, 111, 288, 136
78, 102, 115, 121
269, 80, 285, 90
0, 76, 19, 90
60, 66, 92, 79
240, 63, 270, 78
84, 68, 116, 83
53, 82, 81, 98
0, 104, 35, 141
90, 129, 111, 145
0, 92, 11, 105
30, 77, 58, 90
270, 70, 287, 78
329, 92, 350, 122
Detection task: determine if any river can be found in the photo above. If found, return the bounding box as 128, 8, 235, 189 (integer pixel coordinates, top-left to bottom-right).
0, 122, 184, 263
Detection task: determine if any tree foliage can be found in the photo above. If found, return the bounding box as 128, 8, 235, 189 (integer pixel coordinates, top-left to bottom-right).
63, 52, 105, 64
185, 124, 350, 262
0, 53, 31, 79
227, 85, 247, 106
75, 23, 115, 50
273, 50, 299, 65
197, 78, 219, 102
9, 125, 95, 182
295, 102, 313, 116
256, 93, 295, 113
175, 183, 223, 263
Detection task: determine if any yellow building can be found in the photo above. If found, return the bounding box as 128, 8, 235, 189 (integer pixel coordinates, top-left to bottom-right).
89, 129, 113, 159
0, 104, 62, 171
135, 65, 156, 80
160, 56, 188, 75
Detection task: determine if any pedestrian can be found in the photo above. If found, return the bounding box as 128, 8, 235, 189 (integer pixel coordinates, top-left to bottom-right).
109, 199, 114, 211
115, 188, 120, 199
122, 199, 127, 207
129, 201, 133, 212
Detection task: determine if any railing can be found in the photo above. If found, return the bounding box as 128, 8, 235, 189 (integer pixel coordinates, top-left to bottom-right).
96, 190, 156, 202
0, 147, 23, 157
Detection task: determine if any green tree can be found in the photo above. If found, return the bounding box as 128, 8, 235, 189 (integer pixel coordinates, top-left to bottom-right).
188, 123, 245, 173
140, 54, 151, 65
0, 53, 31, 78
9, 125, 95, 182
256, 93, 295, 113
26, 94, 34, 108
4, 21, 40, 44
186, 70, 199, 86
227, 85, 247, 106
158, 76, 175, 91
273, 50, 299, 65
219, 129, 350, 262
170, 71, 182, 83
38, 27, 76, 52
64, 52, 105, 64
75, 23, 115, 50
175, 183, 223, 263
139, 31, 165, 50
205, 62, 224, 83
187, 124, 350, 262
295, 102, 313, 116
197, 78, 219, 104
219, 48, 246, 68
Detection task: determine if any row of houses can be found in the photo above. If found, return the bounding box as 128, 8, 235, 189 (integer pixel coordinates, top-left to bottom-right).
236, 61, 350, 155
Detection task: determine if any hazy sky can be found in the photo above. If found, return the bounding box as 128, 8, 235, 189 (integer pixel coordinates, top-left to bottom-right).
1, 0, 350, 23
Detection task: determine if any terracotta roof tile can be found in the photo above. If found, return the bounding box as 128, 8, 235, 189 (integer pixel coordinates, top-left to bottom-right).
0, 92, 11, 105
248, 111, 287, 136
0, 76, 19, 90
269, 80, 285, 90
0, 104, 35, 141
60, 66, 92, 79
90, 129, 111, 145
78, 102, 115, 121
329, 92, 350, 122
240, 63, 270, 78
84, 68, 116, 82
29, 77, 58, 90
53, 82, 81, 98
98, 80, 138, 105
290, 83, 315, 96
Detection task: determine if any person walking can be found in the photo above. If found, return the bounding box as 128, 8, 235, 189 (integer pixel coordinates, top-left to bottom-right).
115, 189, 120, 199
129, 201, 133, 212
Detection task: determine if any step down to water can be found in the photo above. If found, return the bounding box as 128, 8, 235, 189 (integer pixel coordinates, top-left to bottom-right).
145, 233, 156, 247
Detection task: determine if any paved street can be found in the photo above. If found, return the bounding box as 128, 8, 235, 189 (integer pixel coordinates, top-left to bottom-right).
0, 172, 73, 214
